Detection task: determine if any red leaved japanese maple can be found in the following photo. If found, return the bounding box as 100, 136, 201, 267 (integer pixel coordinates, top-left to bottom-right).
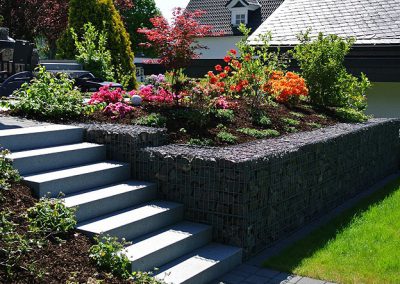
138, 8, 220, 70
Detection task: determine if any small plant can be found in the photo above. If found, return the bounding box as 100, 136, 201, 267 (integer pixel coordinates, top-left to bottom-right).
89, 235, 131, 279
334, 107, 369, 123
0, 149, 20, 190
136, 113, 167, 127
251, 110, 272, 127
0, 211, 32, 280
217, 131, 238, 144
215, 109, 235, 123
12, 66, 83, 119
188, 138, 214, 146
307, 122, 322, 129
290, 112, 305, 118
132, 270, 163, 284
285, 126, 298, 133
238, 128, 280, 139
27, 198, 76, 236
282, 118, 300, 127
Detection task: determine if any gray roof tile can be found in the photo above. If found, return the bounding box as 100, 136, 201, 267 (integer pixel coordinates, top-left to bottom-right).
249, 0, 400, 45
186, 0, 285, 36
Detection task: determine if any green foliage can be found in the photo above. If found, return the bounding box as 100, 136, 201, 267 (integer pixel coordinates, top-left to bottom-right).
188, 138, 213, 146
0, 211, 31, 280
131, 270, 163, 283
307, 122, 322, 129
57, 0, 136, 87
238, 128, 280, 139
71, 22, 114, 81
171, 108, 210, 128
0, 14, 4, 26
334, 107, 369, 123
293, 32, 370, 110
0, 149, 20, 190
290, 111, 305, 118
136, 113, 167, 127
285, 126, 298, 133
89, 235, 131, 279
215, 109, 235, 123
12, 66, 83, 119
217, 131, 238, 144
122, 0, 160, 57
282, 118, 300, 127
27, 198, 77, 236
251, 110, 272, 127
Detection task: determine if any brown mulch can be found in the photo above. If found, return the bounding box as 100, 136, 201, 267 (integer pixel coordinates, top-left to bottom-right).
83, 101, 339, 146
0, 184, 131, 284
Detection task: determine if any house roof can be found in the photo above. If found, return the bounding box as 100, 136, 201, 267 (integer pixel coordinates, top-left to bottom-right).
248, 0, 400, 46
186, 0, 285, 36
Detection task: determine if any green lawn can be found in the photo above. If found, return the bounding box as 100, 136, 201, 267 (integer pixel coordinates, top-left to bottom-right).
263, 178, 400, 284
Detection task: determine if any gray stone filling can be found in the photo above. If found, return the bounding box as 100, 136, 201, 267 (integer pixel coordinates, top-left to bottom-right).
80, 118, 400, 259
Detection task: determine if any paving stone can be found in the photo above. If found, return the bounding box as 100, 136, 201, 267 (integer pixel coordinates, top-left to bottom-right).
296, 277, 326, 284
285, 276, 304, 284
245, 274, 271, 284
218, 272, 247, 284
236, 264, 261, 274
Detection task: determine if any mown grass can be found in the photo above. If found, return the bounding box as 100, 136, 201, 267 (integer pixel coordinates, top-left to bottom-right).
263, 178, 400, 284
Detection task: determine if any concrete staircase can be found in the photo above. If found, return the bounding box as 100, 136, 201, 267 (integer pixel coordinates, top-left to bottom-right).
0, 125, 242, 284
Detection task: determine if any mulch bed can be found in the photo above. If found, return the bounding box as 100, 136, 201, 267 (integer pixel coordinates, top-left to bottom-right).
84, 101, 339, 146
0, 183, 131, 284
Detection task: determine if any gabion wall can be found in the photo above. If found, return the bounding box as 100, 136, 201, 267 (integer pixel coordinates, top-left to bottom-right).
82, 119, 400, 259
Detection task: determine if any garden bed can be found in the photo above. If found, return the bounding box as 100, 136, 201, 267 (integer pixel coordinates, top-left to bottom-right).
0, 183, 132, 284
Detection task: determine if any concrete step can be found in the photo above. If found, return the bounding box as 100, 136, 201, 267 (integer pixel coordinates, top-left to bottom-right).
126, 222, 212, 272
0, 125, 84, 151
77, 201, 184, 241
24, 161, 130, 198
9, 143, 106, 175
64, 181, 157, 222
155, 243, 242, 284
40, 61, 83, 71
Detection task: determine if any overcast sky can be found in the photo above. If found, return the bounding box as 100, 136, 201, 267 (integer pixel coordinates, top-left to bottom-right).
154, 0, 190, 23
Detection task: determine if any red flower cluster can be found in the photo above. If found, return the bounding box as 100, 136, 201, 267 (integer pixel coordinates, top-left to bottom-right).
266, 71, 309, 103
89, 85, 124, 105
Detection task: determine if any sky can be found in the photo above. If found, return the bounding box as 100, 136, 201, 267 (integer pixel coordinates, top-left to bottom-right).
154, 0, 190, 23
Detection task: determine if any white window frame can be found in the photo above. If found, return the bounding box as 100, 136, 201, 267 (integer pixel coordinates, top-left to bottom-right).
231, 8, 248, 26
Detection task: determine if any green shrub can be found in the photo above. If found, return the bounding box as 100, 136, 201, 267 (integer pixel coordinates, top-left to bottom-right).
215, 109, 235, 123
188, 138, 214, 146
89, 235, 131, 279
334, 107, 369, 123
282, 118, 300, 127
136, 113, 167, 127
71, 22, 114, 81
293, 32, 370, 110
238, 128, 280, 138
57, 0, 136, 87
171, 108, 210, 128
217, 131, 237, 144
285, 126, 298, 133
12, 66, 83, 119
0, 149, 20, 190
27, 198, 76, 236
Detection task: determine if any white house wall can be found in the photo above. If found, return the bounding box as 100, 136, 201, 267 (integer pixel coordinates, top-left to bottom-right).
366, 82, 400, 118
197, 36, 242, 59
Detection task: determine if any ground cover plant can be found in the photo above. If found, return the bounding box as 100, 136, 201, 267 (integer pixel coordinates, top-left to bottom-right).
263, 178, 400, 284
0, 150, 161, 283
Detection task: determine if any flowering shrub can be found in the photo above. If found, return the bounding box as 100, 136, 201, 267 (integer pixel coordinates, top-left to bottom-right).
89, 85, 124, 105
103, 102, 134, 119
144, 74, 166, 87
266, 71, 309, 105
133, 84, 174, 103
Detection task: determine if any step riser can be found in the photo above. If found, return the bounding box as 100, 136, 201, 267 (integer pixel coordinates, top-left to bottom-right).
130, 228, 212, 272
81, 206, 184, 241
26, 165, 131, 198
182, 250, 242, 284
73, 185, 157, 223
0, 128, 84, 151
14, 146, 106, 176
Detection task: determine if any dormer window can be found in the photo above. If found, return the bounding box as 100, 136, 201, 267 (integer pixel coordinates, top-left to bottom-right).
235, 13, 247, 25
226, 0, 261, 26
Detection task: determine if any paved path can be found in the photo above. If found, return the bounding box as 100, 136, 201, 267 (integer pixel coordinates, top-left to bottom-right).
0, 114, 50, 130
